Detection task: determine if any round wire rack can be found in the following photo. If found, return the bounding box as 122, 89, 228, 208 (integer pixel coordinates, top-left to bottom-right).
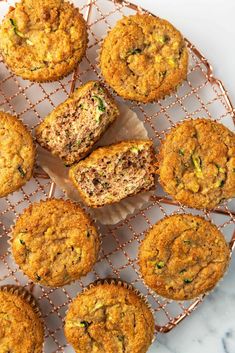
0, 0, 235, 352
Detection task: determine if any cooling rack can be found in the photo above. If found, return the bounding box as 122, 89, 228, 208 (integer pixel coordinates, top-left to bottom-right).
0, 0, 235, 352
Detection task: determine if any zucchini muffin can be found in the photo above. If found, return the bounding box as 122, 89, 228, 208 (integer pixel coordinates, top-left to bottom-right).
0, 0, 87, 82
35, 81, 119, 165
11, 198, 100, 287
64, 281, 155, 353
100, 13, 188, 102
139, 214, 230, 300
69, 140, 155, 207
0, 111, 35, 197
0, 285, 44, 353
157, 118, 235, 209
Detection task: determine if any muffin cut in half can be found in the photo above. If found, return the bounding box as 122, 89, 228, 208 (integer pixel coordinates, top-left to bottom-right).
69, 140, 155, 207
11, 198, 100, 287
36, 81, 119, 165
139, 214, 230, 300
0, 0, 87, 81
157, 118, 235, 209
100, 13, 188, 102
0, 285, 44, 353
0, 111, 35, 197
64, 280, 155, 353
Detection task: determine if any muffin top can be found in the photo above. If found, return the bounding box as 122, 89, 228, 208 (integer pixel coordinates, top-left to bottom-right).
11, 198, 100, 287
0, 111, 35, 197
0, 0, 87, 82
0, 286, 44, 353
35, 81, 119, 165
139, 214, 230, 300
100, 13, 188, 102
65, 281, 155, 353
157, 118, 235, 209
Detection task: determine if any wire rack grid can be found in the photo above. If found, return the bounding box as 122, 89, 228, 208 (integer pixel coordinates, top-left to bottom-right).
0, 0, 235, 352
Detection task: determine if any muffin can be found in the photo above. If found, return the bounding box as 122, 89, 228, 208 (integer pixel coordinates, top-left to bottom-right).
69, 140, 155, 207
0, 111, 35, 197
0, 0, 87, 82
100, 13, 188, 102
0, 285, 44, 353
157, 118, 235, 209
11, 198, 100, 287
139, 214, 230, 300
35, 81, 119, 165
64, 280, 155, 353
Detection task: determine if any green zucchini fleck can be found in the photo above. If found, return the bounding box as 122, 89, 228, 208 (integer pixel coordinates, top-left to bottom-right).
30, 67, 42, 71
79, 320, 91, 328
17, 166, 26, 177
178, 149, 184, 156
94, 82, 104, 93
156, 261, 165, 269
95, 115, 100, 123
159, 70, 167, 79
179, 269, 186, 274
184, 278, 193, 284
19, 239, 25, 245
35, 274, 41, 281
159, 34, 170, 44
215, 164, 226, 173
219, 180, 225, 188
130, 147, 139, 154
118, 335, 125, 342
183, 239, 191, 244
9, 18, 25, 38
214, 178, 225, 188
128, 48, 142, 55
77, 140, 81, 145
191, 154, 203, 178
92, 95, 106, 112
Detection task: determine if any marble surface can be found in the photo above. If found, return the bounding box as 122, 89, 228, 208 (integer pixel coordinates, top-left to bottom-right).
129, 1, 235, 352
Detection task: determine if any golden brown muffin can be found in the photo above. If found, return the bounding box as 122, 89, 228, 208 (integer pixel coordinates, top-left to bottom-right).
139, 214, 230, 300
0, 0, 87, 82
157, 118, 235, 209
11, 198, 100, 287
100, 13, 188, 102
0, 285, 44, 353
35, 81, 119, 165
69, 140, 155, 208
64, 280, 155, 353
0, 111, 35, 197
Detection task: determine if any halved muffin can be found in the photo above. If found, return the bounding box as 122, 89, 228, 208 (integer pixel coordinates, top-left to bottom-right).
36, 81, 119, 165
69, 140, 155, 207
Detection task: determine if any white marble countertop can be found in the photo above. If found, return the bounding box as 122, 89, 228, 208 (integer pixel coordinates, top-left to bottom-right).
130, 1, 235, 352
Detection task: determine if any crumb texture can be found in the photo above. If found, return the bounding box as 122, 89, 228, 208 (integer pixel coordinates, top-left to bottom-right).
69, 140, 155, 207
139, 214, 230, 300
36, 81, 119, 165
158, 118, 235, 209
11, 199, 100, 287
100, 14, 188, 102
65, 282, 155, 353
0, 0, 87, 81
0, 111, 35, 197
0, 289, 44, 353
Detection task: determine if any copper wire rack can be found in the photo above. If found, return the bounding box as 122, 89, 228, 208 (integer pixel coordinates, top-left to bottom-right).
0, 0, 235, 352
